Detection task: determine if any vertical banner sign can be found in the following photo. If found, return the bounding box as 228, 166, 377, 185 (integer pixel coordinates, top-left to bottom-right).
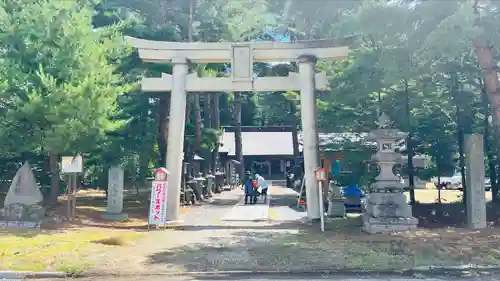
315, 167, 326, 232
148, 168, 169, 227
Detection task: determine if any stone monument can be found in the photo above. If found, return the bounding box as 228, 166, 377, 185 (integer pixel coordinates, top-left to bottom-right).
362, 113, 418, 234
1, 162, 45, 228
465, 134, 486, 229
102, 166, 128, 221
326, 181, 345, 217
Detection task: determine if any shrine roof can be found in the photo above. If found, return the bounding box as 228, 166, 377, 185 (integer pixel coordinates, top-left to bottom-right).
222, 126, 293, 133
219, 130, 293, 156
298, 132, 368, 147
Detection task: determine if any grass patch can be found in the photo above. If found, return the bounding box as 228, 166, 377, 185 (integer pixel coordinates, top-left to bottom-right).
55, 262, 92, 277
0, 228, 142, 272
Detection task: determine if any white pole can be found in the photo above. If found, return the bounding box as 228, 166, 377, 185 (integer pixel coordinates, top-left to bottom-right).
298, 54, 320, 220
165, 57, 189, 222
318, 180, 324, 232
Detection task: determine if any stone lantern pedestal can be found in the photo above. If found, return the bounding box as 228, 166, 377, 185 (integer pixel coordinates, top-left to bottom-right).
362, 114, 418, 234
326, 181, 346, 217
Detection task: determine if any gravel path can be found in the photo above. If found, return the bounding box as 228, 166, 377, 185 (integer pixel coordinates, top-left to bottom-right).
84, 186, 319, 276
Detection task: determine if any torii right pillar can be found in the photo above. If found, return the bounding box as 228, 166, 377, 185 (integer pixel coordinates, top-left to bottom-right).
298, 54, 322, 221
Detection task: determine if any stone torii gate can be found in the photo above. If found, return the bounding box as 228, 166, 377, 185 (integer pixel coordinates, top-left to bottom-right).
126, 36, 349, 222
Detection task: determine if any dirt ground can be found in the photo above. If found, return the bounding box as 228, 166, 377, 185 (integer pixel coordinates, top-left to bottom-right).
0, 189, 201, 275
82, 189, 500, 276
3, 188, 500, 275
40, 189, 196, 230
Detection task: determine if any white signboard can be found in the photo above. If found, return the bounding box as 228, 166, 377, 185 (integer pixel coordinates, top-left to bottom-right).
148, 180, 167, 226
61, 155, 83, 173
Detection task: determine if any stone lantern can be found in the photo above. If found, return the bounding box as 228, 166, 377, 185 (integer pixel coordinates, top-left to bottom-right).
362, 113, 418, 234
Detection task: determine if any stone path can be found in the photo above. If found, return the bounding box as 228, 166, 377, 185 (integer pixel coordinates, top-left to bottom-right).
85, 184, 454, 277
220, 191, 271, 222
85, 184, 311, 276
267, 184, 307, 222
220, 202, 269, 221
85, 187, 257, 276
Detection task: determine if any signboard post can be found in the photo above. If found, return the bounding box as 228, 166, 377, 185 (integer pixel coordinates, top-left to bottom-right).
61, 155, 83, 220
148, 168, 169, 230
314, 167, 326, 232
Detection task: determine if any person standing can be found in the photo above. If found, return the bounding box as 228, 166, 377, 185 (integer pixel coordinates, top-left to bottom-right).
255, 173, 268, 203
244, 171, 255, 204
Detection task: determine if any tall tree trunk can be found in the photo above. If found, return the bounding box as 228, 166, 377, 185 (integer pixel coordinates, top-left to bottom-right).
211, 93, 221, 171
188, 0, 201, 156
203, 94, 212, 129
233, 92, 245, 181
194, 94, 202, 153
437, 162, 442, 204
458, 125, 466, 203
404, 78, 415, 204
157, 94, 169, 167
184, 93, 192, 178
473, 0, 500, 151
203, 94, 212, 172
451, 72, 466, 203
290, 100, 300, 165
49, 151, 60, 205
482, 79, 499, 201
139, 98, 150, 187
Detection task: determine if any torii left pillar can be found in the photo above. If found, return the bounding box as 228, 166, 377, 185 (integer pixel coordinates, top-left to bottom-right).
165, 57, 189, 222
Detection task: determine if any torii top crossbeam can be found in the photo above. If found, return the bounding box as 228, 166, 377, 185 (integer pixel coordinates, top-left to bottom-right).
125, 36, 349, 63
125, 36, 350, 92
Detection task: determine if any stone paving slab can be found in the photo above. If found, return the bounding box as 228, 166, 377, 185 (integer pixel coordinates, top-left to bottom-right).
220, 187, 273, 222
267, 185, 307, 222
269, 184, 299, 196
220, 202, 269, 221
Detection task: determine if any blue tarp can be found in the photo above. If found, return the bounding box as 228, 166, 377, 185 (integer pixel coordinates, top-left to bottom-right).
343, 184, 362, 198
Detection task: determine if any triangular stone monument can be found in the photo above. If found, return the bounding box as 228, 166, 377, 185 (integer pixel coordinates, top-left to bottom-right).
3, 162, 43, 207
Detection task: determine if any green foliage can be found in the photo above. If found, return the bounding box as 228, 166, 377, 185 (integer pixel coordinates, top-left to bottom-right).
1, 0, 499, 191
0, 0, 132, 153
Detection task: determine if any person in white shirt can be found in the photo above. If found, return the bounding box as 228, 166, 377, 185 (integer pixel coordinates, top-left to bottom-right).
254, 173, 268, 203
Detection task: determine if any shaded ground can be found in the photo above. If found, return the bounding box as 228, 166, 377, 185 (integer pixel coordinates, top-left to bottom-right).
1, 188, 199, 230
5, 187, 500, 276
139, 217, 500, 274
81, 188, 500, 277
43, 189, 198, 230
0, 188, 231, 275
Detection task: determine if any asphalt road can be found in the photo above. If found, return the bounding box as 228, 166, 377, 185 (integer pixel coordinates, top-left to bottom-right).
30, 274, 500, 281
28, 276, 500, 281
